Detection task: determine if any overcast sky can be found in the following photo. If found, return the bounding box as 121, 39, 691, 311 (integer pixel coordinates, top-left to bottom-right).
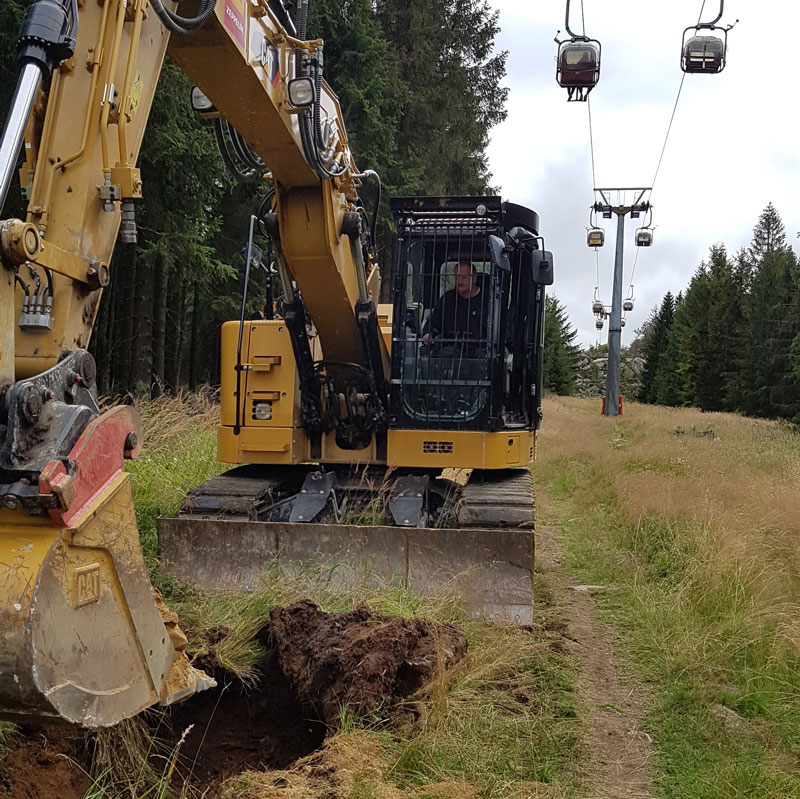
486, 0, 800, 346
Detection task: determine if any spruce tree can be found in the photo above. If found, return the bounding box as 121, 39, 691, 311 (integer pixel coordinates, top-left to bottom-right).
542, 295, 579, 395
653, 292, 685, 406
741, 205, 800, 418
637, 292, 674, 403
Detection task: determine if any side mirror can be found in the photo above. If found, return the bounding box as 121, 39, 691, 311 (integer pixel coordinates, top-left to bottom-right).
531, 250, 554, 285
488, 234, 511, 272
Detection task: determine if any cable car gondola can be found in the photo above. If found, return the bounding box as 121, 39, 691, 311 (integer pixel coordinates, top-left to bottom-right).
623, 299, 634, 312
595, 318, 604, 331
555, 0, 601, 101
592, 299, 604, 315
635, 207, 654, 247
587, 228, 605, 248
587, 207, 605, 247
681, 1, 738, 74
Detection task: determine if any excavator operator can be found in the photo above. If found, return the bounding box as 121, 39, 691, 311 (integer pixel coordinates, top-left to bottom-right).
423, 262, 490, 346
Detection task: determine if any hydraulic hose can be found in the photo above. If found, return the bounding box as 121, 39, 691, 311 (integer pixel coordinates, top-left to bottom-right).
150, 0, 216, 35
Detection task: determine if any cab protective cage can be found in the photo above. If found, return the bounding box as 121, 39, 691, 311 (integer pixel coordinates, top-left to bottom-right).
389, 196, 551, 435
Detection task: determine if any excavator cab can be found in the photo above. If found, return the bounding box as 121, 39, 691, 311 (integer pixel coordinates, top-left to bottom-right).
390, 197, 550, 434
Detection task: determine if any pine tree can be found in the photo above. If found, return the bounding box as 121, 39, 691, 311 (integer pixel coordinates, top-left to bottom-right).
542, 295, 579, 395
749, 202, 786, 262
375, 0, 507, 195
637, 292, 674, 403
653, 292, 685, 406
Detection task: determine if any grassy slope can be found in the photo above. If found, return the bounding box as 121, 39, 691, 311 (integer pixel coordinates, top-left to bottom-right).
536, 396, 800, 798
125, 395, 583, 799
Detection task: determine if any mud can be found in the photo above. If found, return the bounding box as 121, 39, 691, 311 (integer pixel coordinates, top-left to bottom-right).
0, 725, 89, 799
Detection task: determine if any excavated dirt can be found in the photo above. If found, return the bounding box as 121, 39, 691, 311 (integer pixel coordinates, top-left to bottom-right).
0, 601, 468, 797
0, 725, 89, 799
269, 600, 469, 727
167, 600, 468, 791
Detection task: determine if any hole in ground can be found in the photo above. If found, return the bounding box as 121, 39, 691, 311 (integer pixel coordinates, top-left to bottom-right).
166, 643, 327, 788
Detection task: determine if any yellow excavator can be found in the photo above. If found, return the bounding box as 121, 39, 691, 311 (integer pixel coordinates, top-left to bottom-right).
0, 0, 553, 728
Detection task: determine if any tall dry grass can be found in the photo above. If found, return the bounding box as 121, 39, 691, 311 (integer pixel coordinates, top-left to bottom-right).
127, 391, 224, 564
536, 395, 800, 797
538, 396, 800, 624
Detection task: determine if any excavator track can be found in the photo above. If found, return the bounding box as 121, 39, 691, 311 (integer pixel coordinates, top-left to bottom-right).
458, 469, 535, 529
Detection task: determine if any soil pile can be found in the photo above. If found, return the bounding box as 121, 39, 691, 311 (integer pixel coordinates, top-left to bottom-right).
270, 600, 468, 726
167, 600, 467, 790
0, 601, 468, 797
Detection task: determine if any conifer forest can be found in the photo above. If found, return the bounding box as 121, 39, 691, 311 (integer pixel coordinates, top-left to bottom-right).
0, 0, 507, 394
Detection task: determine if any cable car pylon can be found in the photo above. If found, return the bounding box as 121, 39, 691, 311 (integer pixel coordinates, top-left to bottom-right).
593, 188, 651, 417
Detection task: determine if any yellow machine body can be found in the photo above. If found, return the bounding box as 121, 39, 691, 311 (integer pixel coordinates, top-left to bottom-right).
217, 319, 535, 470
0, 0, 541, 727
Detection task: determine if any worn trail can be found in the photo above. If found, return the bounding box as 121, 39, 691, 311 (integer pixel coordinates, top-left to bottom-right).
537, 509, 654, 799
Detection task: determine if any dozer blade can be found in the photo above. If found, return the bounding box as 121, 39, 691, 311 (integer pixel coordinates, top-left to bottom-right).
0, 407, 213, 727
158, 468, 535, 625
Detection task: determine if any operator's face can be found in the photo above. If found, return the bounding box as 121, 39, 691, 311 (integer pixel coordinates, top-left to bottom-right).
455, 264, 475, 298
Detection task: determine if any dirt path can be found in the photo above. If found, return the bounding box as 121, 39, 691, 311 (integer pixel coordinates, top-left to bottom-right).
537, 515, 654, 799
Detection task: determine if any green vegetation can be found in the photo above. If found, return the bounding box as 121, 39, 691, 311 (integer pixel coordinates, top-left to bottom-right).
543, 295, 580, 396
538, 396, 800, 798
125, 393, 224, 565
639, 203, 800, 422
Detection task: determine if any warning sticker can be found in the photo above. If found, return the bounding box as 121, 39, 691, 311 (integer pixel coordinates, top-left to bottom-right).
224, 0, 245, 47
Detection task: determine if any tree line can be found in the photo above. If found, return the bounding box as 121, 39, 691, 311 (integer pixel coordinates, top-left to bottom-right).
0, 0, 507, 394
637, 203, 800, 422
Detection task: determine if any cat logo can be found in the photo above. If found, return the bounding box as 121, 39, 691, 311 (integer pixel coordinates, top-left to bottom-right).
74, 564, 101, 607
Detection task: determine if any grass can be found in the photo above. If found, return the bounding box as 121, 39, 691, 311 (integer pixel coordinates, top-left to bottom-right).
536, 395, 800, 798
125, 390, 225, 566
120, 393, 585, 798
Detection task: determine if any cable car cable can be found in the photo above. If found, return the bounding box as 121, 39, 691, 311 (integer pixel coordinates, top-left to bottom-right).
587, 98, 598, 190
651, 0, 708, 193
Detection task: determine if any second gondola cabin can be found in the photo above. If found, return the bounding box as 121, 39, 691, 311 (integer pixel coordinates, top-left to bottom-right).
587, 228, 604, 248
635, 228, 653, 247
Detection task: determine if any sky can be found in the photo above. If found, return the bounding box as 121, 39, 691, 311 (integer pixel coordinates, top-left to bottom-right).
486, 0, 800, 346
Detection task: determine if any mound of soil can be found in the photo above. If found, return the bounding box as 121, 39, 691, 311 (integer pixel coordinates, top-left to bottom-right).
168, 600, 467, 791
0, 600, 468, 798
270, 600, 468, 727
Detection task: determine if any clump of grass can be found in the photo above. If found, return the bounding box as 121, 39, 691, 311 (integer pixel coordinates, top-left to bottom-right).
88, 718, 194, 799
128, 391, 224, 565
0, 722, 17, 766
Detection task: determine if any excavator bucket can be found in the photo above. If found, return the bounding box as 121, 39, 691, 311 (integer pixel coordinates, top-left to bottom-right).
157, 468, 535, 625
0, 406, 213, 727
